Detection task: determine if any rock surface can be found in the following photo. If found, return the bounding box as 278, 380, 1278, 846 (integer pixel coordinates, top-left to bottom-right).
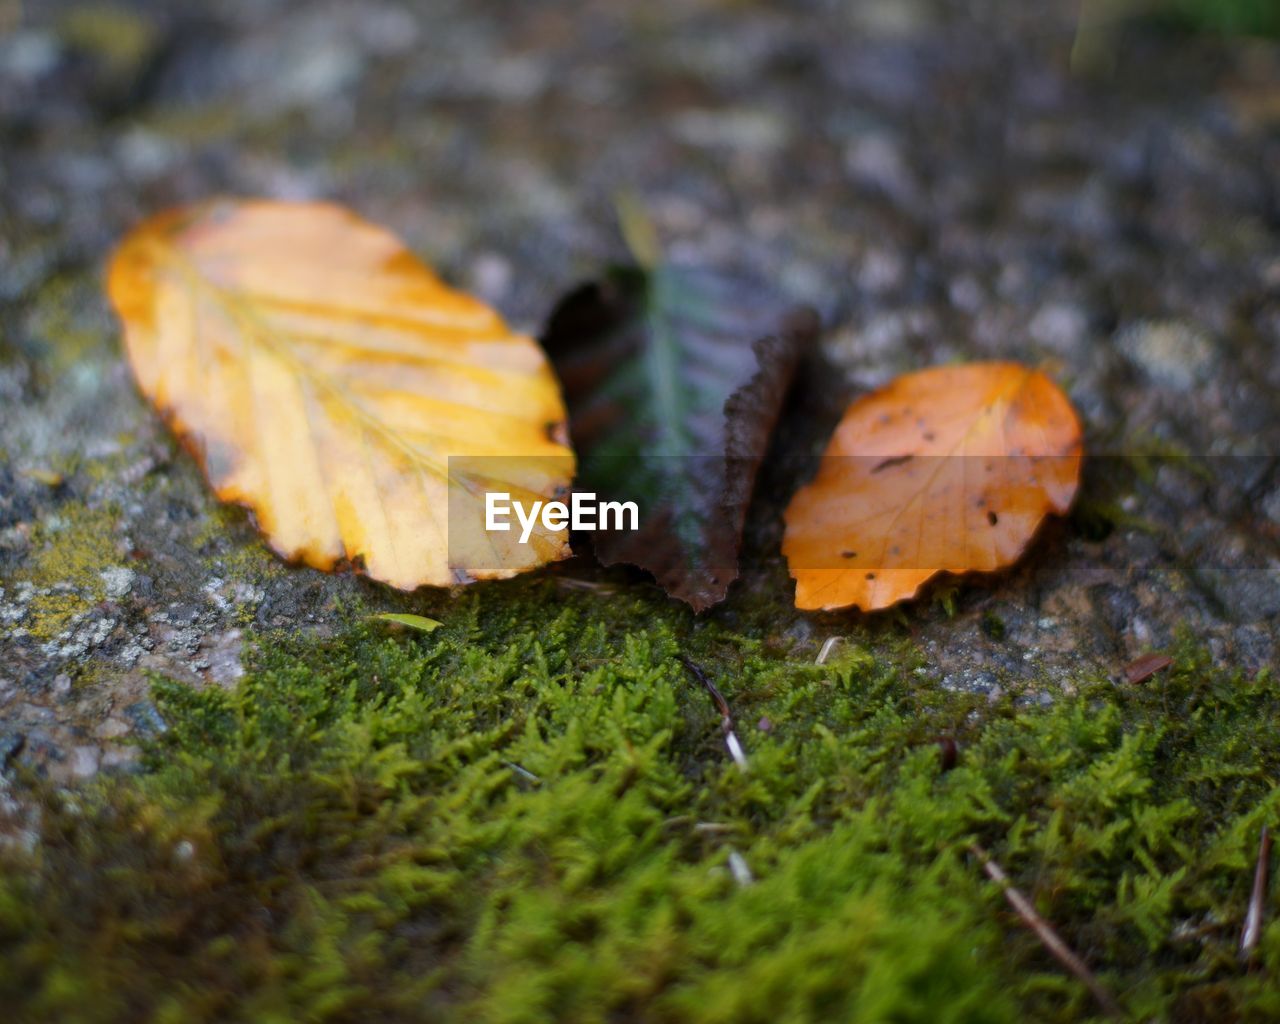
2, 0, 1279, 785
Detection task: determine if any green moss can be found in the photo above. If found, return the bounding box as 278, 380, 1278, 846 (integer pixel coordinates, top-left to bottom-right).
193, 503, 279, 574
18, 503, 119, 640
25, 276, 110, 378
980, 611, 1007, 641
1, 583, 1278, 1022
1165, 0, 1280, 36
58, 5, 158, 77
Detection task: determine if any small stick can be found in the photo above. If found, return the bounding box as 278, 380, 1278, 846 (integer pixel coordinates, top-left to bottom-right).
725, 731, 747, 768
503, 761, 541, 784
1241, 825, 1272, 960
679, 655, 748, 771
727, 849, 754, 886
970, 843, 1122, 1019
554, 577, 617, 594
679, 655, 731, 720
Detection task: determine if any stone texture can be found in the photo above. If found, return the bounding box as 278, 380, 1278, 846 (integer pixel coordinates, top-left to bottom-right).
2, 0, 1279, 783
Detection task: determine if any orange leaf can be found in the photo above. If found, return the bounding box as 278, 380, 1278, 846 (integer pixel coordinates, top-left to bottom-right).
107, 199, 574, 589
783, 362, 1082, 611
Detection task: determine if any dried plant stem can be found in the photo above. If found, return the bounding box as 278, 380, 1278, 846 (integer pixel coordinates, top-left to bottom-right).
1241, 825, 1272, 960
554, 577, 616, 593
815, 636, 842, 665
970, 843, 1122, 1019
503, 761, 541, 785
679, 655, 748, 771
727, 849, 754, 887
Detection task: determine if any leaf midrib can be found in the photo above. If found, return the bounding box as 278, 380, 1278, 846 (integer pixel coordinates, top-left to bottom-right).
644, 271, 696, 461
163, 242, 476, 494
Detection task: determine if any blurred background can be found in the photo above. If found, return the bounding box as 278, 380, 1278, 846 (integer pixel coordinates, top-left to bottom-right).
3, 0, 1279, 350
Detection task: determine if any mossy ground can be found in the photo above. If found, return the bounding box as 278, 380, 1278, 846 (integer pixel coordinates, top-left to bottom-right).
1, 579, 1277, 1023
17, 502, 119, 642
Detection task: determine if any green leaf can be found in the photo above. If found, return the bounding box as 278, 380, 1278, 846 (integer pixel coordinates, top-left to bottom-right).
372, 613, 442, 633
543, 256, 817, 610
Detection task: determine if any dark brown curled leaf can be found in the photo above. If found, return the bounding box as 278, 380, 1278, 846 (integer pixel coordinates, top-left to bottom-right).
543, 264, 817, 610
1123, 652, 1174, 684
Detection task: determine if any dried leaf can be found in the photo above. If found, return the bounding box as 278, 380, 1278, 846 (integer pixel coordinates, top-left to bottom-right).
783, 362, 1082, 611
107, 199, 574, 589
1123, 652, 1173, 684
22, 468, 64, 488
543, 264, 816, 610
373, 613, 442, 633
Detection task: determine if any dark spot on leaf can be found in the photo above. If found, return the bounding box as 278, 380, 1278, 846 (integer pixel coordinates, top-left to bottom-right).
987, 511, 998, 526
841, 550, 856, 559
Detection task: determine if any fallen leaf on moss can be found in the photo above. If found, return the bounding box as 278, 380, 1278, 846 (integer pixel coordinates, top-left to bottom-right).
543, 213, 816, 610
1123, 652, 1173, 684
783, 362, 1082, 611
373, 613, 443, 633
108, 199, 574, 589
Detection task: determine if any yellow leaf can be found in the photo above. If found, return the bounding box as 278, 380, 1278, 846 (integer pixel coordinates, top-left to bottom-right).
22, 468, 64, 488
107, 199, 574, 588
373, 613, 443, 633
783, 362, 1082, 611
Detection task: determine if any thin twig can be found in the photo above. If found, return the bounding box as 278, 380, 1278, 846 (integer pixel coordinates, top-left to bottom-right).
679, 655, 730, 719
679, 655, 748, 771
970, 843, 1123, 1019
1241, 825, 1272, 960
503, 761, 541, 784
727, 849, 754, 886
554, 577, 617, 594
